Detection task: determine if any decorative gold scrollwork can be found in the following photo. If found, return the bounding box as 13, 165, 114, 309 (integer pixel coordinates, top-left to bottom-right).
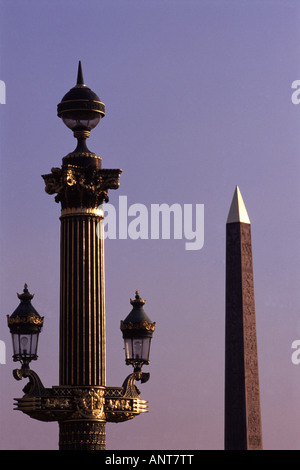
73, 388, 105, 420
13, 371, 148, 424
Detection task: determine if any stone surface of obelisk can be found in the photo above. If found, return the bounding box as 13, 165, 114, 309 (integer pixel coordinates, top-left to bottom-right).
224, 186, 263, 450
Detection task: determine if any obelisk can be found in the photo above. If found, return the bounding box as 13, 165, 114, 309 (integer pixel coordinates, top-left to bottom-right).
224, 186, 263, 450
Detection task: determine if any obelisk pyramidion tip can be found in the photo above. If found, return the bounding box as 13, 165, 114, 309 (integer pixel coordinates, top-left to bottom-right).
226, 186, 250, 224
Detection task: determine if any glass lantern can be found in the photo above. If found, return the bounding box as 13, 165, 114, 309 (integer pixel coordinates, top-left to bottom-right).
120, 291, 155, 372
7, 285, 44, 368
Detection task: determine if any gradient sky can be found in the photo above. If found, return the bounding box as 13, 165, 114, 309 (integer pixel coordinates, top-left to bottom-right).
0, 0, 300, 450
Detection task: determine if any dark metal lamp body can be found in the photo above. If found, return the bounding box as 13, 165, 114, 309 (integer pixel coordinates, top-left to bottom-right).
121, 291, 156, 373
7, 285, 43, 368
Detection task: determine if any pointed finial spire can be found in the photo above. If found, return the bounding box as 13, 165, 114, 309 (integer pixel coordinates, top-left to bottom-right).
17, 283, 34, 301
227, 186, 250, 224
130, 290, 146, 307
76, 61, 85, 86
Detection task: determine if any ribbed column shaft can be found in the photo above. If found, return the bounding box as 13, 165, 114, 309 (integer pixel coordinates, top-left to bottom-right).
59, 213, 105, 386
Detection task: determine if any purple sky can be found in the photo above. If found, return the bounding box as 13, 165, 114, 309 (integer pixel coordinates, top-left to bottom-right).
0, 0, 300, 450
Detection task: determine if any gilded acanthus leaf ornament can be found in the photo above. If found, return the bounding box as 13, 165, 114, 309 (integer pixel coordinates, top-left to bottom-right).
42, 166, 122, 209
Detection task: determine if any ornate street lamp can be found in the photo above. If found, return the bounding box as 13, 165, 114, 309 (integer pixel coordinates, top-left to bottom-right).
8, 62, 156, 450
7, 284, 43, 369
121, 291, 155, 375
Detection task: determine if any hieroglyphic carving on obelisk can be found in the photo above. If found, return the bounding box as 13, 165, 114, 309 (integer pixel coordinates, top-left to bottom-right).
224, 186, 263, 450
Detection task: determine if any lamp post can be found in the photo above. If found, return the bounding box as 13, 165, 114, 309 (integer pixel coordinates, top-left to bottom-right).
7, 63, 155, 450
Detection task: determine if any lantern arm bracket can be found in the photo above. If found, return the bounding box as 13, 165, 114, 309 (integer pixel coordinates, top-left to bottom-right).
104, 371, 150, 423
122, 370, 150, 397
13, 366, 47, 397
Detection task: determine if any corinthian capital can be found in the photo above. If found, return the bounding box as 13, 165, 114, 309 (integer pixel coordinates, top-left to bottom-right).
42, 165, 122, 210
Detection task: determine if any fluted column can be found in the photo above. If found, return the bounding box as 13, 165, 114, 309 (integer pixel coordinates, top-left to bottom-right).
59, 209, 105, 386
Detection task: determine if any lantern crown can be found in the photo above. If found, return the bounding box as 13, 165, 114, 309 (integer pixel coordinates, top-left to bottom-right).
7, 284, 43, 333
121, 291, 155, 337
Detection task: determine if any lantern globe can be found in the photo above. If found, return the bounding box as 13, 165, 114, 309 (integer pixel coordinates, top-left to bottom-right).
57, 61, 105, 133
